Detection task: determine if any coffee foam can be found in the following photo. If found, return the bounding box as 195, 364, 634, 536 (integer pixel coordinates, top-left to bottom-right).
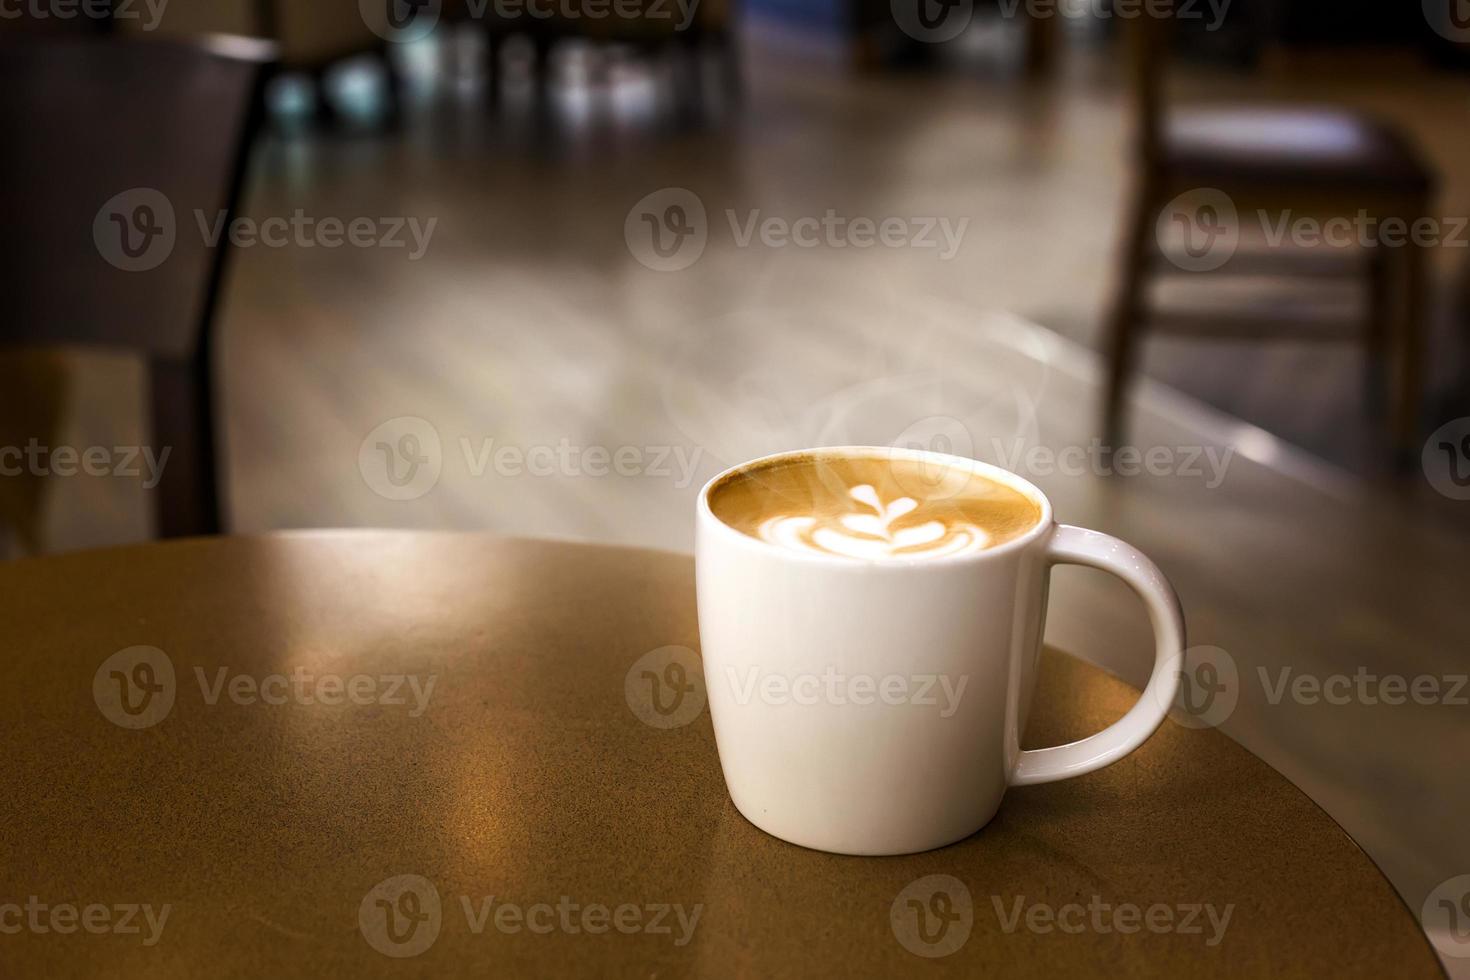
708, 452, 1041, 562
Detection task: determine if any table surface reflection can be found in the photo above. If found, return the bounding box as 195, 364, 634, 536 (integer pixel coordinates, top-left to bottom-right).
0, 533, 1439, 976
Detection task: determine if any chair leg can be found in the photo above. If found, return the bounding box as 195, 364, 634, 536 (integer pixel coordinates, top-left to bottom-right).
378, 44, 406, 127
484, 30, 500, 107
711, 28, 741, 103
669, 36, 705, 127
1102, 181, 1156, 450
1364, 246, 1393, 419
1389, 219, 1429, 465
1023, 6, 1060, 80
310, 66, 338, 128
148, 352, 223, 539
530, 32, 553, 111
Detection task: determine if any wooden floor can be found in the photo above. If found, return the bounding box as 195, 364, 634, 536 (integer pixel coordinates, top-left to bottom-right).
8, 30, 1470, 553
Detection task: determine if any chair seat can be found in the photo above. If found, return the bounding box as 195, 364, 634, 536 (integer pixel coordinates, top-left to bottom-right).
1162, 106, 1434, 196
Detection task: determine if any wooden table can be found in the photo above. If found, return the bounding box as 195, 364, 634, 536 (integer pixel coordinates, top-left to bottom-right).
0, 533, 1439, 976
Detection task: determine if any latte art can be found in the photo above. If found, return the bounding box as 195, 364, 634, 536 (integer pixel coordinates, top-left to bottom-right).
758, 484, 990, 561
708, 451, 1042, 562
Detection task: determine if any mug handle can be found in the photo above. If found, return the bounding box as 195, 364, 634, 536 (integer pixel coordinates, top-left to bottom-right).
1011, 524, 1186, 786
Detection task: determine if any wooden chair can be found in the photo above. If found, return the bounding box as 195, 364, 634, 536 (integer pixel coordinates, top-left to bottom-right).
116, 0, 394, 123
1102, 7, 1437, 457
0, 34, 277, 539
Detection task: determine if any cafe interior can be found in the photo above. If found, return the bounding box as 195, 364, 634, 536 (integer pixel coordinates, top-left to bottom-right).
2, 0, 1469, 975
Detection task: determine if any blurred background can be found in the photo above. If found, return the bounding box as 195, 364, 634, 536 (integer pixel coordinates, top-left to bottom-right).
3, 0, 1470, 971
3, 0, 1470, 553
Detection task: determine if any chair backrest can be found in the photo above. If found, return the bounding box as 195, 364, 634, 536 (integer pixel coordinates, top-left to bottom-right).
115, 0, 380, 66
0, 34, 276, 359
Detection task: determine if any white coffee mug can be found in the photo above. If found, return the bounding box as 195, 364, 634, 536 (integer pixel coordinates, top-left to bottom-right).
695, 447, 1185, 856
